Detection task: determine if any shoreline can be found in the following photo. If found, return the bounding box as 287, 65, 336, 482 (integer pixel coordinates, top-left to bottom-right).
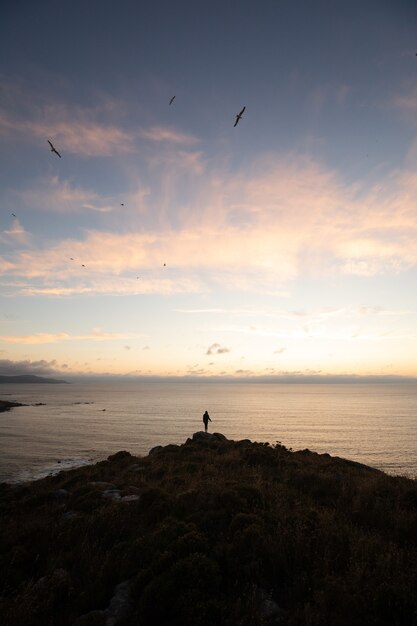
0, 399, 26, 413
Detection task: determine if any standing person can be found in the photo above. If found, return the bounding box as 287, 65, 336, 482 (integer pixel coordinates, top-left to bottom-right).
203, 410, 212, 433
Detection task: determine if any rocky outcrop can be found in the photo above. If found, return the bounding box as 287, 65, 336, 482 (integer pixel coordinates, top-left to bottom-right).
0, 400, 26, 413
191, 431, 227, 443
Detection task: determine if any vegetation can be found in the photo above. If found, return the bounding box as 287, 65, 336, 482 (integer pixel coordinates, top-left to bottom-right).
1, 433, 416, 625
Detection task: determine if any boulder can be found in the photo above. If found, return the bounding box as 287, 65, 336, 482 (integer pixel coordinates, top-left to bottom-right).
256, 586, 284, 619
192, 431, 227, 443
88, 482, 116, 490
106, 579, 133, 625
120, 495, 140, 503
149, 445, 164, 456
102, 489, 121, 501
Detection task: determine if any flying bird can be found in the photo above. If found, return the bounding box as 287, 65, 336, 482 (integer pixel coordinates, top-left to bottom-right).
120, 203, 124, 206
81, 264, 85, 267
234, 106, 246, 127
11, 213, 16, 218
69, 257, 74, 260
48, 140, 61, 158
169, 96, 175, 105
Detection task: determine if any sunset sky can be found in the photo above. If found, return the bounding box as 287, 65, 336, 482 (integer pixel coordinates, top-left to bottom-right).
1, 0, 417, 380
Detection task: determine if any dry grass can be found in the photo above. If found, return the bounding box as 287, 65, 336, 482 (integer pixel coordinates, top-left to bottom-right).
0, 437, 416, 625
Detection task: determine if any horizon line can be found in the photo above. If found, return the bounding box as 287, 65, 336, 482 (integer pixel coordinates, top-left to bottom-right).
57, 373, 417, 384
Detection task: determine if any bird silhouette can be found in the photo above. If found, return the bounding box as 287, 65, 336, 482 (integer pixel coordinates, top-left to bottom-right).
81, 264, 85, 267
234, 106, 246, 127
70, 257, 74, 260
169, 96, 175, 105
11, 213, 16, 218
48, 140, 61, 158
121, 203, 124, 206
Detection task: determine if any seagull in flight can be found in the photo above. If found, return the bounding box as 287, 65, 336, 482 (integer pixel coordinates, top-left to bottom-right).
48, 140, 62, 158
11, 213, 16, 218
169, 96, 176, 105
234, 106, 246, 127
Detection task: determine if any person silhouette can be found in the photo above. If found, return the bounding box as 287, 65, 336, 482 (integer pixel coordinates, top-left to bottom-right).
203, 410, 212, 433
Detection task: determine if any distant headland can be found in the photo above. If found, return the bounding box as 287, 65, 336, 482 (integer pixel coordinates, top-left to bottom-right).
0, 374, 69, 384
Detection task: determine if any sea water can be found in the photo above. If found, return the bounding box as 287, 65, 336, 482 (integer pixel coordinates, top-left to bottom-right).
0, 382, 416, 483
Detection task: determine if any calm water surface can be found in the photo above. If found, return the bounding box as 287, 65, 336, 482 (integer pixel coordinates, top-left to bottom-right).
0, 382, 416, 482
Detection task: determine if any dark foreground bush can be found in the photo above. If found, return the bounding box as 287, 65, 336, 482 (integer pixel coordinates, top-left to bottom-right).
0, 438, 416, 625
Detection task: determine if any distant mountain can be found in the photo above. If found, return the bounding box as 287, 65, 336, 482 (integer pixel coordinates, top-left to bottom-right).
0, 375, 69, 384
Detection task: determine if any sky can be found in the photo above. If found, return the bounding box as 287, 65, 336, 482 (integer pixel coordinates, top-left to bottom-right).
1, 0, 417, 380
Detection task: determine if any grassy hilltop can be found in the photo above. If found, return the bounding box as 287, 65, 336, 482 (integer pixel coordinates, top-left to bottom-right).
1, 433, 417, 626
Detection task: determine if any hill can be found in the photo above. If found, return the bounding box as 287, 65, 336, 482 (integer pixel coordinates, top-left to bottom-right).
0, 432, 416, 625
0, 374, 68, 384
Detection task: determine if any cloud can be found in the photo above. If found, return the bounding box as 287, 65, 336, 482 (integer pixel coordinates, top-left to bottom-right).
309, 83, 351, 115
0, 358, 63, 376
206, 343, 230, 355
1, 218, 31, 245
273, 347, 286, 354
0, 328, 141, 344
2, 155, 417, 296
394, 86, 417, 113
18, 176, 114, 213
141, 126, 198, 145
0, 108, 135, 157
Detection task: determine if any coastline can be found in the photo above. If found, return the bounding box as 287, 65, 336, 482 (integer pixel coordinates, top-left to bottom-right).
1, 432, 416, 625
0, 399, 26, 413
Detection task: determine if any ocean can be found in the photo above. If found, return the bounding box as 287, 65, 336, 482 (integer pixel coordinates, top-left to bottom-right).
0, 382, 416, 483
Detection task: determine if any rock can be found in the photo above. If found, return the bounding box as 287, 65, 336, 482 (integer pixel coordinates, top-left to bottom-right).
73, 609, 108, 625
256, 586, 284, 619
88, 481, 116, 490
32, 568, 73, 600
149, 445, 164, 455
53, 488, 70, 499
74, 580, 133, 626
107, 451, 131, 462
106, 579, 133, 625
62, 510, 79, 521
128, 463, 145, 472
121, 495, 140, 503
212, 432, 227, 441
102, 489, 121, 501
192, 431, 228, 443
0, 400, 26, 412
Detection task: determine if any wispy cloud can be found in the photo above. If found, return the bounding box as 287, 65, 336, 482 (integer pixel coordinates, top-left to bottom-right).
0, 328, 142, 344
141, 126, 198, 145
1, 218, 31, 245
309, 82, 351, 115
394, 85, 417, 113
18, 176, 114, 213
0, 109, 135, 157
1, 155, 417, 295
